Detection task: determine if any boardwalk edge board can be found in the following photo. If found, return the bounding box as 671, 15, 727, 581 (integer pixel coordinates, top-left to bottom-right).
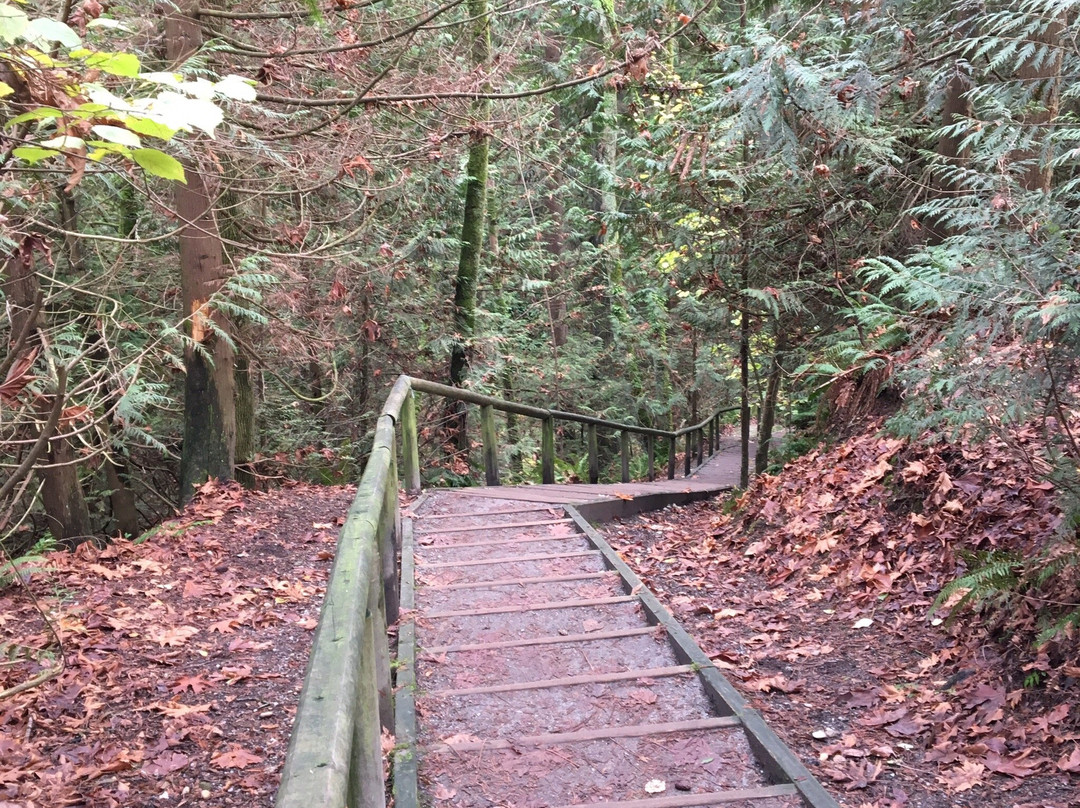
392, 493, 426, 808
563, 506, 841, 808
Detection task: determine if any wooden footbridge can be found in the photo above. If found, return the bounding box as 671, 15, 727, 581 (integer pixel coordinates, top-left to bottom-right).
274, 377, 838, 808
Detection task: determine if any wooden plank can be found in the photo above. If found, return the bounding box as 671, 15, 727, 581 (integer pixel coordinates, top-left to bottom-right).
424, 625, 659, 654
452, 488, 595, 504
542, 416, 555, 484
429, 716, 741, 753
620, 430, 630, 483
400, 388, 421, 492
422, 595, 635, 619
548, 784, 800, 808
414, 506, 557, 520
393, 517, 419, 808
481, 404, 500, 486
431, 664, 694, 697
416, 549, 600, 569
424, 571, 612, 591
563, 507, 842, 808
588, 423, 599, 484
417, 533, 580, 551
417, 517, 572, 535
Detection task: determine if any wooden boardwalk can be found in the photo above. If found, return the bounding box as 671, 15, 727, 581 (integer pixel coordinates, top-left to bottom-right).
396, 440, 838, 808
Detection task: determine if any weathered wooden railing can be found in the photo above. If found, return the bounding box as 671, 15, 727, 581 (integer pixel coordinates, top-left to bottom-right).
274, 375, 737, 808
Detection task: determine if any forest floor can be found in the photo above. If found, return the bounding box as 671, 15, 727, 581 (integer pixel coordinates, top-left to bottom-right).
2, 423, 1079, 808
0, 481, 354, 807
606, 426, 1080, 808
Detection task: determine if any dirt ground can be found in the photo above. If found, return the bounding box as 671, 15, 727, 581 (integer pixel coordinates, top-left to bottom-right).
605, 501, 1080, 808
0, 481, 353, 808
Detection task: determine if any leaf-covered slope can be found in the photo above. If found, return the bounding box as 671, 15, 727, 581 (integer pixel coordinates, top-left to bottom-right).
609, 422, 1080, 804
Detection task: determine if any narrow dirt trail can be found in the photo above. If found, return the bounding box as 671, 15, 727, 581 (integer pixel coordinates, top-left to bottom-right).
405, 484, 824, 808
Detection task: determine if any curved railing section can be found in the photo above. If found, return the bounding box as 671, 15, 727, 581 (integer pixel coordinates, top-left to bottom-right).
274, 375, 737, 808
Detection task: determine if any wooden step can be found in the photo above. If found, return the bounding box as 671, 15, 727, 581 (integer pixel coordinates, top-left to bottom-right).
424, 625, 658, 654
416, 533, 581, 550
423, 571, 613, 591
431, 664, 694, 697
414, 506, 559, 520
429, 716, 741, 752
422, 595, 635, 620
549, 784, 800, 808
417, 517, 573, 535
416, 549, 600, 569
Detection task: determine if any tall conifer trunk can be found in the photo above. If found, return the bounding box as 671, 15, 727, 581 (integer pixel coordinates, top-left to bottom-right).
166, 1, 236, 503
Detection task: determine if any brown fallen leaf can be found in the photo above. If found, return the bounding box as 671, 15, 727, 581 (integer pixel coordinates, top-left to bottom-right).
938, 760, 985, 792
432, 784, 457, 800
1057, 745, 1080, 773
152, 625, 199, 647
143, 751, 190, 777
211, 745, 264, 770
628, 687, 658, 704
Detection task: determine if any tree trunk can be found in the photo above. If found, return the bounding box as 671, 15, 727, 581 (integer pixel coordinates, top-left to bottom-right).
755, 330, 785, 474
2, 238, 92, 544
1013, 12, 1064, 192
543, 43, 568, 354
167, 1, 236, 503
448, 0, 491, 451
595, 0, 622, 344
234, 353, 257, 488
925, 63, 974, 243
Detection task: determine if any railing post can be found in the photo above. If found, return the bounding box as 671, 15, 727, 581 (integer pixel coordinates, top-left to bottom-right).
480, 404, 500, 486
709, 416, 716, 456
348, 574, 386, 808
696, 428, 704, 466
382, 442, 400, 624
400, 387, 421, 492
620, 430, 630, 483
588, 424, 599, 484
541, 416, 555, 484
646, 435, 655, 482
684, 432, 692, 477
667, 436, 676, 479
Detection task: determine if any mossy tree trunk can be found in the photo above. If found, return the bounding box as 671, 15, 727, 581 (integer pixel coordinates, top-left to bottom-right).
448, 0, 491, 451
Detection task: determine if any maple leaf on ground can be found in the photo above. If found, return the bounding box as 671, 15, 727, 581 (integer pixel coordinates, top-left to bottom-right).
170, 674, 211, 695
628, 687, 658, 704
152, 625, 199, 647
211, 745, 264, 770
143, 751, 190, 777
747, 674, 804, 694
938, 760, 985, 792
1057, 745, 1080, 773
983, 751, 1047, 778
149, 701, 213, 719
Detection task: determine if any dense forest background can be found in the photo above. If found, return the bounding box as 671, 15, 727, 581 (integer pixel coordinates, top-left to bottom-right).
2, 0, 1079, 642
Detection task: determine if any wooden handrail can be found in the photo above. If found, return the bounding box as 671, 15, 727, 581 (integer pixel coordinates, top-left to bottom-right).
275, 375, 736, 808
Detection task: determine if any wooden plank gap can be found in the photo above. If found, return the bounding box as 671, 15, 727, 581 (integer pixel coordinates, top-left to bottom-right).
431, 664, 693, 697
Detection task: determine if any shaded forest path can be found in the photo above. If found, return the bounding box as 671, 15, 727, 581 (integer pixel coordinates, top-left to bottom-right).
399, 442, 837, 808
